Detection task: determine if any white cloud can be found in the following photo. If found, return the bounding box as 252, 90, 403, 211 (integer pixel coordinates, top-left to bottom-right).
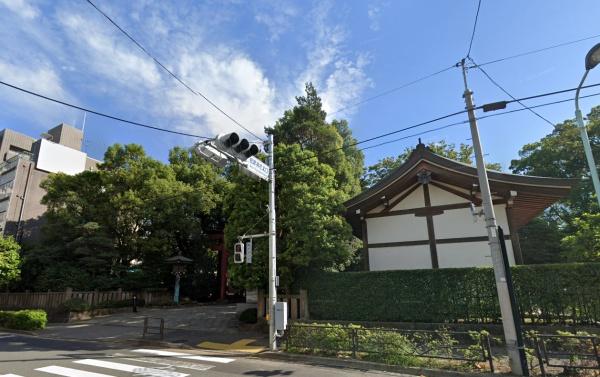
57, 12, 162, 90
0, 0, 39, 20
367, 4, 381, 32
0, 59, 79, 126
160, 48, 277, 138
254, 0, 298, 42
296, 1, 372, 118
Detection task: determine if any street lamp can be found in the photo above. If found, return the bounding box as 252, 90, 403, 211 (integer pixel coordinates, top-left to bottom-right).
166, 254, 193, 305
575, 43, 600, 208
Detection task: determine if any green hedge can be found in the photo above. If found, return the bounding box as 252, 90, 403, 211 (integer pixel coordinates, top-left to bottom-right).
302, 263, 600, 324
0, 310, 47, 330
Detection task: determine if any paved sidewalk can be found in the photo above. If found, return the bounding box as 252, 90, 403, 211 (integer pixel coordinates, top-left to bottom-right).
37, 304, 268, 350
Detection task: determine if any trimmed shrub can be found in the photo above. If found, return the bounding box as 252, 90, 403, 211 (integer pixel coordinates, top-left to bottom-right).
60, 298, 91, 313
301, 263, 600, 324
96, 298, 145, 309
239, 308, 258, 324
0, 310, 47, 330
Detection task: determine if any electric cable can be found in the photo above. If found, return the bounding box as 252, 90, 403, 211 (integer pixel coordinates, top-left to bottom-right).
466, 0, 482, 57
0, 79, 211, 139
85, 0, 263, 140
468, 56, 554, 126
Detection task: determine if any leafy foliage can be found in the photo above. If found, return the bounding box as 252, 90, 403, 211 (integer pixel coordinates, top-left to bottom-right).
21, 144, 225, 296
0, 235, 20, 287
0, 309, 47, 330
300, 263, 600, 324
225, 84, 362, 290
510, 106, 600, 262
561, 212, 600, 262
362, 140, 501, 188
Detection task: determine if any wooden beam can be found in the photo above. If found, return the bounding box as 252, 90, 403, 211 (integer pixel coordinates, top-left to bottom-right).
381, 183, 420, 213
423, 183, 439, 269
361, 219, 370, 271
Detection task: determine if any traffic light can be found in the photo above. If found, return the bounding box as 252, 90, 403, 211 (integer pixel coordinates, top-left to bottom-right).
233, 242, 245, 264
215, 132, 260, 161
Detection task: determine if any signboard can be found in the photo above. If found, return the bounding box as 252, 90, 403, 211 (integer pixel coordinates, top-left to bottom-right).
244, 156, 269, 181
245, 240, 253, 263
35, 139, 86, 175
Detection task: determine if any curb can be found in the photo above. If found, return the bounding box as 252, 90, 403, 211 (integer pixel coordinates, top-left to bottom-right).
255, 351, 502, 377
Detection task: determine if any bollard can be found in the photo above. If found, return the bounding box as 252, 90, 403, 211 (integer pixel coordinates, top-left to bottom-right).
132, 295, 137, 313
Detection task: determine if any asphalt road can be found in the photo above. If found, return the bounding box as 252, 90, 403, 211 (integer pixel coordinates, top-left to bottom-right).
0, 332, 410, 377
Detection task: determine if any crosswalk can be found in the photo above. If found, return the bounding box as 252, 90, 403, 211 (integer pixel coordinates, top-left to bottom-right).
0, 348, 235, 377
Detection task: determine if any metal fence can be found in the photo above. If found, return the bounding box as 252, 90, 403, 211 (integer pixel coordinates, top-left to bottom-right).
534, 334, 599, 376
285, 323, 494, 371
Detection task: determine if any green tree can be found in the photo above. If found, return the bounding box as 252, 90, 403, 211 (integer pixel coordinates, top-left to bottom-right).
269, 83, 364, 198
0, 235, 20, 288
225, 145, 357, 291
510, 105, 600, 263
561, 213, 600, 262
362, 141, 501, 188
22, 144, 224, 294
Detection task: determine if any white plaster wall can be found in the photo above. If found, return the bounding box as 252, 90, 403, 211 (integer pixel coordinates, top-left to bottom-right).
429, 183, 470, 206
369, 245, 432, 270
390, 186, 424, 210
367, 214, 427, 243
433, 204, 510, 239
437, 241, 515, 268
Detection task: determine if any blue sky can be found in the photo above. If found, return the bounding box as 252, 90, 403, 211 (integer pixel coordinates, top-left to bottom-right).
1, 0, 600, 172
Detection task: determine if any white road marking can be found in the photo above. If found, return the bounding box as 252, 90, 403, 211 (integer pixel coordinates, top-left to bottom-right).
0, 334, 15, 339
122, 356, 214, 371
131, 349, 234, 364
36, 365, 115, 377
73, 359, 189, 377
0, 374, 24, 377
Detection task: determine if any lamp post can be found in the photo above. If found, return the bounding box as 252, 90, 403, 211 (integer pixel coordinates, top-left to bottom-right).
575, 43, 600, 208
166, 254, 193, 305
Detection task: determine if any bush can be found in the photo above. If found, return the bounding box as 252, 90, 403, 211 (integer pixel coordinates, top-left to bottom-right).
96, 298, 145, 309
0, 310, 47, 330
300, 263, 600, 324
60, 298, 91, 313
239, 308, 258, 324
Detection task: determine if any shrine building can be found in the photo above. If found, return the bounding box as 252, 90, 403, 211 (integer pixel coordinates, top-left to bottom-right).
345, 143, 575, 271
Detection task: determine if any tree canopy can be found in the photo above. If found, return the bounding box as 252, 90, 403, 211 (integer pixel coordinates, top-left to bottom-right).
225, 84, 362, 291
0, 235, 20, 288
21, 144, 225, 296
362, 140, 501, 188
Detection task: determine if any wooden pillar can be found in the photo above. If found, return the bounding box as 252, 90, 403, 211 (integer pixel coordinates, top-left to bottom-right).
506, 205, 524, 265
361, 218, 370, 271
422, 182, 439, 269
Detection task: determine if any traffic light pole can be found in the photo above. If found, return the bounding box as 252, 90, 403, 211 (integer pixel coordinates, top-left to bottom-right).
460, 60, 525, 375
267, 133, 277, 351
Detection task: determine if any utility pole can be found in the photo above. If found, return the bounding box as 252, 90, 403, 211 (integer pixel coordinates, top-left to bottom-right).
460, 59, 525, 375
267, 133, 277, 351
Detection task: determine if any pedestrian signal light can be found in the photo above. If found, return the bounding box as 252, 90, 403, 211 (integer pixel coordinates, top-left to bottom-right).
233, 242, 245, 264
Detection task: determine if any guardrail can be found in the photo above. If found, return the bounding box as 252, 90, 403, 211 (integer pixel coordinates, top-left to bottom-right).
143, 317, 165, 340
285, 323, 494, 371
534, 334, 599, 376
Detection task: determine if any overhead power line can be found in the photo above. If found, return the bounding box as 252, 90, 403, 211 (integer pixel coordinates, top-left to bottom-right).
85, 0, 263, 140
329, 65, 456, 115
468, 57, 555, 126
468, 33, 600, 68
0, 80, 210, 139
331, 33, 600, 115
278, 82, 600, 170
466, 0, 482, 57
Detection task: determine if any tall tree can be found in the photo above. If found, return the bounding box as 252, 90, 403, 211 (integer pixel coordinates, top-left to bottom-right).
510, 105, 600, 263
22, 144, 224, 293
224, 144, 356, 291
269, 83, 364, 197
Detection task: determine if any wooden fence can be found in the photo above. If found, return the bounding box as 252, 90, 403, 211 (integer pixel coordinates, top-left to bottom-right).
0, 288, 171, 311
257, 290, 309, 320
